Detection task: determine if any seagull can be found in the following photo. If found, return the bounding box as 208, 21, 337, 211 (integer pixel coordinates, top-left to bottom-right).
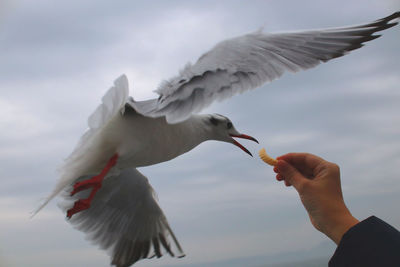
34, 12, 399, 267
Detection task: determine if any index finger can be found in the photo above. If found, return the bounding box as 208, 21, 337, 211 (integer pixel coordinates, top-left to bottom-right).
277, 152, 325, 172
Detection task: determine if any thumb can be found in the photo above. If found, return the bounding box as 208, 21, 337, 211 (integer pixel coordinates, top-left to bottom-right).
276, 160, 305, 190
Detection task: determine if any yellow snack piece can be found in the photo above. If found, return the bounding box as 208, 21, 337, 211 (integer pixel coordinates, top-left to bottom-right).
259, 148, 278, 166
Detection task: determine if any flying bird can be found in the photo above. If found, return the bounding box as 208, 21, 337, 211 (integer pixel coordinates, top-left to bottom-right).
34, 12, 399, 267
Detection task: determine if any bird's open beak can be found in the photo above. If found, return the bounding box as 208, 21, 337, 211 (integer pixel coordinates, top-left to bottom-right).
229, 134, 259, 157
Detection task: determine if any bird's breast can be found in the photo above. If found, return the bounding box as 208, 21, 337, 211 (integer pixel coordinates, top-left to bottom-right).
105, 113, 205, 169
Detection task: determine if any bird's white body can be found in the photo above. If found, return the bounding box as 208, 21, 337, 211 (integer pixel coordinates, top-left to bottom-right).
111, 112, 209, 168
34, 12, 399, 267
78, 113, 207, 175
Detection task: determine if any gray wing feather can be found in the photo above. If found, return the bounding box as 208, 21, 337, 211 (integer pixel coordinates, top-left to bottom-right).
59, 168, 184, 267
129, 12, 399, 123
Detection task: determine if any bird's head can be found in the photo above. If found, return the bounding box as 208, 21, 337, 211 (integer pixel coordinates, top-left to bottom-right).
204, 114, 258, 156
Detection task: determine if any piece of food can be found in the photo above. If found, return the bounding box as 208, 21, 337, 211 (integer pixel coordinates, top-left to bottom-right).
259, 148, 278, 166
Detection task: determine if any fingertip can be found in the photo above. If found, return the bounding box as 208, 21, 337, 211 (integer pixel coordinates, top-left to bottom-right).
276, 159, 288, 172
273, 166, 279, 173
276, 155, 285, 160
276, 173, 284, 181
276, 160, 305, 190
276, 153, 293, 161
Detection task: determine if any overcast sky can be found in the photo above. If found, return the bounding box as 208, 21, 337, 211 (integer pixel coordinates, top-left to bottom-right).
1, 1, 399, 266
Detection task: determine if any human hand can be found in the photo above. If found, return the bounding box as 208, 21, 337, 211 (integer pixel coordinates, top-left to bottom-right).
274, 153, 359, 244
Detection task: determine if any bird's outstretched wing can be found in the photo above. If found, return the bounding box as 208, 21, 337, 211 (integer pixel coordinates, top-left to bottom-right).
129, 12, 399, 123
60, 168, 185, 267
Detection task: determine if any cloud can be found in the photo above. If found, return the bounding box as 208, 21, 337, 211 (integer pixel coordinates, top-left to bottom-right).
0, 1, 399, 266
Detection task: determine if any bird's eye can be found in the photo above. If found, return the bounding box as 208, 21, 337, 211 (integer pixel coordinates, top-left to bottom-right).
227, 122, 232, 129
210, 117, 219, 126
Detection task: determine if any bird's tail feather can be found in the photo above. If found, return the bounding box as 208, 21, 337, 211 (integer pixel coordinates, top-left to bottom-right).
32, 75, 130, 217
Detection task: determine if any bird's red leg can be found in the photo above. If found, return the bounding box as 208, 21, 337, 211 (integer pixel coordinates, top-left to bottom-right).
66, 154, 118, 218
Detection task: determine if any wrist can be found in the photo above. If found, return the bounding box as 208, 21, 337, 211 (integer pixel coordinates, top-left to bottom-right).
323, 209, 359, 244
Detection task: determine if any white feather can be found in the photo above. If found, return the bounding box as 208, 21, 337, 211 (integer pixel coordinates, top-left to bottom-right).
130, 13, 399, 123
59, 168, 184, 267
32, 74, 129, 215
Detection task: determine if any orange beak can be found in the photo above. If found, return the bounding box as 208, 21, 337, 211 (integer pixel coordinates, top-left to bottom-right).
229, 134, 259, 156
